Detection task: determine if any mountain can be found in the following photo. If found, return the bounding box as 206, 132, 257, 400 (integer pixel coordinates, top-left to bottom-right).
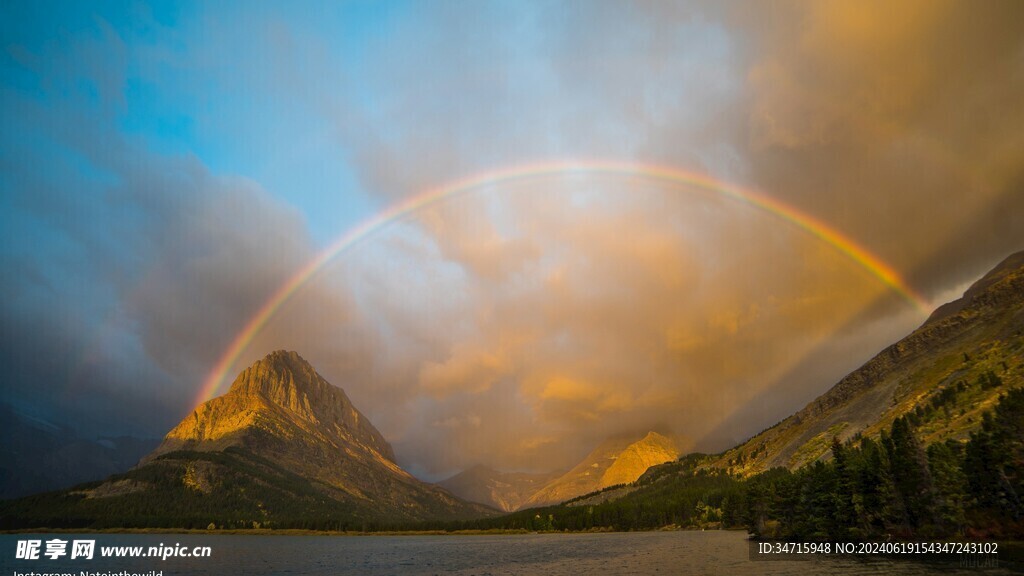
0, 351, 495, 529
524, 431, 679, 508
0, 403, 158, 499
494, 249, 1024, 518
449, 251, 1024, 538
439, 432, 681, 511
145, 350, 398, 478
704, 249, 1024, 476
438, 465, 562, 512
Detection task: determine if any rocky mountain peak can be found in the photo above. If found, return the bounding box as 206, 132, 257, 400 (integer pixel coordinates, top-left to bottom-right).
230, 349, 324, 397
524, 430, 681, 507
601, 431, 679, 487
150, 350, 395, 464
33, 351, 495, 525
228, 350, 357, 428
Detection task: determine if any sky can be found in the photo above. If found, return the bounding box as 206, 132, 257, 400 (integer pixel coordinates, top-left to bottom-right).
1, 0, 1023, 479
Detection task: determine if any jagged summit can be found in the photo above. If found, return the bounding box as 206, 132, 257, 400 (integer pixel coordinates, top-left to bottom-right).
131, 350, 494, 523
229, 349, 331, 398
150, 350, 394, 463
232, 350, 393, 461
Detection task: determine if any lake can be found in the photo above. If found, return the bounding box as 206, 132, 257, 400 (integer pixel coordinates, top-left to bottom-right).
0, 531, 1014, 575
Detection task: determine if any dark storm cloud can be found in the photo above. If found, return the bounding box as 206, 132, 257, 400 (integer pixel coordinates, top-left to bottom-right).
0, 15, 325, 436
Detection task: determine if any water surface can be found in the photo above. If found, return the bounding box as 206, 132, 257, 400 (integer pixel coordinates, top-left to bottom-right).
1, 531, 1014, 575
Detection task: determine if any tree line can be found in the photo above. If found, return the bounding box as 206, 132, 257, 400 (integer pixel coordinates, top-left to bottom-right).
740, 386, 1022, 541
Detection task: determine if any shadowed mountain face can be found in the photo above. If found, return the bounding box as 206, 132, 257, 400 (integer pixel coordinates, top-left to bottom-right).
438, 466, 563, 512
524, 431, 680, 508
0, 351, 495, 528
0, 405, 158, 500
708, 249, 1024, 475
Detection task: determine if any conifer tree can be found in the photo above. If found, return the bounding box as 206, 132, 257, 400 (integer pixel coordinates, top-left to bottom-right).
927, 440, 967, 534
887, 417, 938, 533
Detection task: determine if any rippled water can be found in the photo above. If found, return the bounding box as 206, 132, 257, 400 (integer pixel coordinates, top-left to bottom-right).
1, 531, 1015, 575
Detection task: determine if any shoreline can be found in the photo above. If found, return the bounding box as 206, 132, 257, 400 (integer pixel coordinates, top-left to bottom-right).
0, 526, 741, 537
1, 527, 568, 536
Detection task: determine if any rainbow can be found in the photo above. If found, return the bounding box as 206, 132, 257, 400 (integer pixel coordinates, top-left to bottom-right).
194, 160, 931, 406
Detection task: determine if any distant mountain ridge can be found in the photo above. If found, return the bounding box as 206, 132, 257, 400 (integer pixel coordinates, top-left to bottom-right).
0, 404, 158, 500
439, 431, 683, 511
524, 431, 680, 508
438, 465, 562, 512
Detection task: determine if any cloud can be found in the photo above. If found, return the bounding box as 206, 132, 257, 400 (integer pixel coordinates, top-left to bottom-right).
3, 1, 1022, 481
419, 342, 509, 396
308, 1, 1024, 474
0, 12, 326, 435
330, 182, 904, 474
724, 0, 1024, 292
